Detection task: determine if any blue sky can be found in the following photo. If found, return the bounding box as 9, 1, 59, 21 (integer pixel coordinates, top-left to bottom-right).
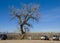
0, 0, 60, 32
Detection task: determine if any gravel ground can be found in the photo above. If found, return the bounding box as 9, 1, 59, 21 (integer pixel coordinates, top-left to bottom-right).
0, 40, 60, 43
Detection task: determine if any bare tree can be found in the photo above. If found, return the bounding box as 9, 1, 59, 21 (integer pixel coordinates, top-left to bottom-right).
9, 4, 40, 39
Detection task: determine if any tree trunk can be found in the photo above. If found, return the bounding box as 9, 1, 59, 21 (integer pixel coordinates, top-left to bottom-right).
20, 25, 25, 39
20, 25, 24, 34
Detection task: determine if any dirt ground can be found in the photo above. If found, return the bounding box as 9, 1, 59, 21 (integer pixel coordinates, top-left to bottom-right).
0, 40, 60, 43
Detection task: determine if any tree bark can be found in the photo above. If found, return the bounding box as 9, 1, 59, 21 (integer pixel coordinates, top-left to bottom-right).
20, 25, 24, 34
20, 25, 25, 39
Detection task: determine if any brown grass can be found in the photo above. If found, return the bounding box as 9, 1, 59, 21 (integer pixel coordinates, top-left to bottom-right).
7, 32, 60, 40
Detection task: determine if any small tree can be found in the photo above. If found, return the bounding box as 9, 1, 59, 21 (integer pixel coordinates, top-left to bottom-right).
10, 4, 40, 39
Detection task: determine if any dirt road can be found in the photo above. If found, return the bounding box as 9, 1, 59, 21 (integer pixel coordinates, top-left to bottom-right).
0, 40, 60, 43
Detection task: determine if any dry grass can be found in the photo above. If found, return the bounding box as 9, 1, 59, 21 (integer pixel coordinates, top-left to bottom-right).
7, 32, 60, 40
0, 40, 60, 43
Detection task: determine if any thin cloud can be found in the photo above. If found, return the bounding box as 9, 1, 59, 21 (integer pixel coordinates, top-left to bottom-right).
40, 7, 60, 22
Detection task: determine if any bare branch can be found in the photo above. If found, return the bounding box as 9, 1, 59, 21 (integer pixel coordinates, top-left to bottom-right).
25, 23, 32, 27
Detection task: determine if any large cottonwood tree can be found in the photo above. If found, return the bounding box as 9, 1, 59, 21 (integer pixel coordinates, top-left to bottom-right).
10, 4, 40, 39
